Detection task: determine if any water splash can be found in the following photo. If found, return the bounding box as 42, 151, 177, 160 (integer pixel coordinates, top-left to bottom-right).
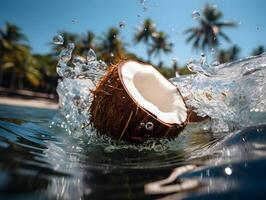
54, 42, 107, 137
54, 40, 266, 148
172, 54, 266, 132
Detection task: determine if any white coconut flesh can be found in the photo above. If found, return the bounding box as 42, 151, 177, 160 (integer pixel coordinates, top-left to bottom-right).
120, 61, 188, 125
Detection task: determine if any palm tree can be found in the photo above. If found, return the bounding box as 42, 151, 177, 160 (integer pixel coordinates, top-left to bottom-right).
0, 22, 41, 88
134, 19, 156, 60
252, 45, 265, 56
149, 31, 173, 64
185, 4, 236, 50
217, 45, 240, 63
79, 31, 96, 54
98, 27, 126, 63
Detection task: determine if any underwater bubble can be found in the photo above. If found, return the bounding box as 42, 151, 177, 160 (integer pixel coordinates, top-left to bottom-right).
86, 49, 97, 62
119, 20, 126, 29
192, 10, 200, 20
53, 35, 64, 45
145, 122, 154, 131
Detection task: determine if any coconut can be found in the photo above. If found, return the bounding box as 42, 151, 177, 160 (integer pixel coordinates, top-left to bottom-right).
89, 60, 189, 141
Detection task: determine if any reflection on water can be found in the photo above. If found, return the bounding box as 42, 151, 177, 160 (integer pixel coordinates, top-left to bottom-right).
0, 104, 266, 199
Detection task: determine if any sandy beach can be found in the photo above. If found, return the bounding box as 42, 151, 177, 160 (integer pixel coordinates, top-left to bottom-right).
0, 96, 58, 109
0, 87, 58, 109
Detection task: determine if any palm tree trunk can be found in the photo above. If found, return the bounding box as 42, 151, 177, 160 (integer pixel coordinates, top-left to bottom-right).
0, 68, 3, 86
10, 70, 17, 89
146, 45, 151, 62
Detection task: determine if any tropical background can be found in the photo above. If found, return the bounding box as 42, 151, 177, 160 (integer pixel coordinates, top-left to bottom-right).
0, 0, 265, 98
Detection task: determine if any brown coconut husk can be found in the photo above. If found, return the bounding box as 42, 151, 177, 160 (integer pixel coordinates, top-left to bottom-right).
89, 59, 190, 142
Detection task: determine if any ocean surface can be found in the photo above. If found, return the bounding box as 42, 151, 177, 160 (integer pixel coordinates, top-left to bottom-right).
0, 104, 266, 199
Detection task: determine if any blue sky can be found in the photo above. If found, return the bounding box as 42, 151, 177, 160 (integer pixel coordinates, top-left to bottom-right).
0, 0, 265, 66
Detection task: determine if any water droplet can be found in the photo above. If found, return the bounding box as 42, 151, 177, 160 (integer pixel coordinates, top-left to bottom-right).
140, 0, 146, 5
211, 48, 215, 55
86, 49, 97, 62
225, 167, 232, 175
143, 6, 148, 12
172, 57, 178, 62
175, 71, 180, 77
211, 61, 220, 66
58, 43, 75, 63
200, 53, 207, 64
119, 20, 126, 29
72, 56, 86, 67
145, 122, 154, 131
98, 60, 108, 70
192, 10, 200, 20
53, 35, 64, 45
71, 19, 78, 24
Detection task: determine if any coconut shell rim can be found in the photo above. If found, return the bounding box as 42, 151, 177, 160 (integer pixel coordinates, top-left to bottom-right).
116, 59, 189, 128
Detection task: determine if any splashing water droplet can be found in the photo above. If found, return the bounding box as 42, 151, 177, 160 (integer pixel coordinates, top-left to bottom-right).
200, 53, 207, 64
72, 56, 86, 67
119, 20, 126, 29
211, 61, 220, 66
225, 167, 232, 175
172, 57, 178, 62
98, 60, 108, 70
72, 56, 86, 75
192, 10, 200, 20
145, 122, 154, 131
58, 43, 75, 63
143, 6, 148, 12
71, 19, 77, 24
175, 71, 180, 77
211, 48, 215, 55
53, 35, 64, 45
86, 49, 97, 62
140, 0, 146, 5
